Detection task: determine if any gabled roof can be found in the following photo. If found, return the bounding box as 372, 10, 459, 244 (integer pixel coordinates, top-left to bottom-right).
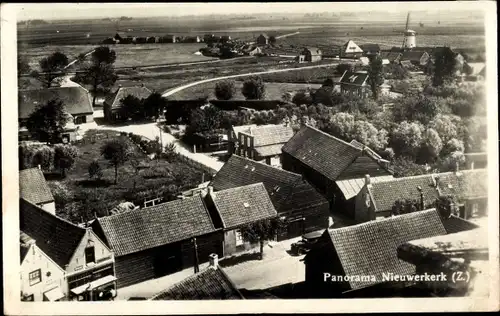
440, 215, 480, 235
303, 47, 322, 55
339, 71, 369, 86
150, 265, 244, 300
239, 124, 295, 147
254, 144, 286, 157
19, 86, 93, 120
20, 245, 30, 263
104, 86, 152, 109
97, 195, 217, 257
360, 44, 380, 52
210, 183, 277, 229
20, 198, 87, 268
323, 209, 447, 291
436, 169, 488, 200
369, 173, 439, 212
336, 175, 394, 200
19, 168, 54, 205
209, 155, 328, 212
282, 125, 363, 181
342, 40, 363, 54
465, 63, 486, 76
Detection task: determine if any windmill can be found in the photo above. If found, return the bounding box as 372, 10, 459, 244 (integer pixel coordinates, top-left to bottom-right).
397, 12, 416, 50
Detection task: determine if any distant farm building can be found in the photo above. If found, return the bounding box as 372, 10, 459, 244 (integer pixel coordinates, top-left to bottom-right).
339, 70, 370, 98
400, 51, 430, 66
256, 34, 269, 46
103, 85, 152, 121
302, 47, 322, 62
341, 40, 363, 59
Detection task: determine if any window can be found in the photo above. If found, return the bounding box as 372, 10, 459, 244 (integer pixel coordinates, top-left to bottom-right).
471, 203, 479, 217
29, 269, 42, 286
235, 230, 244, 246
85, 246, 95, 264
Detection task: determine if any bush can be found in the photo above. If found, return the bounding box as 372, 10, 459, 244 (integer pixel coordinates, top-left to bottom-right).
242, 76, 266, 100
32, 145, 55, 171
88, 160, 103, 180
214, 80, 236, 100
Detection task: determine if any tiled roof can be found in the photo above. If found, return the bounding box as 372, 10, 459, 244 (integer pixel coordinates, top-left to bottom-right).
326, 209, 447, 290
401, 51, 428, 62
242, 124, 295, 147
150, 266, 244, 300
254, 144, 285, 157
19, 86, 93, 119
282, 125, 362, 181
340, 71, 369, 86
210, 183, 277, 229
369, 173, 439, 212
104, 86, 152, 109
232, 124, 257, 137
19, 168, 54, 205
336, 175, 394, 200
97, 195, 217, 257
440, 215, 480, 234
360, 44, 380, 52
20, 198, 86, 268
337, 155, 391, 180
437, 169, 488, 199
210, 155, 328, 213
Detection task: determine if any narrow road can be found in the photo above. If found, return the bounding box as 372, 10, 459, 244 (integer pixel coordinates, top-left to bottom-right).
162, 61, 341, 97
63, 49, 96, 69
276, 31, 301, 39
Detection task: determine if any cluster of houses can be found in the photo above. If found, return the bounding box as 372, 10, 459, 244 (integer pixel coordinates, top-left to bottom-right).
19, 117, 488, 300
103, 33, 203, 45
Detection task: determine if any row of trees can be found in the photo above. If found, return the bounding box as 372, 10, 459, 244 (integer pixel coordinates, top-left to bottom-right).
214, 76, 266, 100
116, 92, 168, 122
19, 143, 78, 177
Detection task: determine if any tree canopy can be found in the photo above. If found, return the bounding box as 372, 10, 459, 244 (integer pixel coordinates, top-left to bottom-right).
367, 55, 384, 100
32, 51, 69, 88
26, 99, 70, 143
242, 76, 266, 100
214, 80, 236, 100
432, 47, 458, 86
101, 138, 133, 184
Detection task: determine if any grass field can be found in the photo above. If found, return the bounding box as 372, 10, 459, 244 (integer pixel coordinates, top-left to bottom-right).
48, 129, 205, 223
19, 43, 215, 70
168, 81, 324, 100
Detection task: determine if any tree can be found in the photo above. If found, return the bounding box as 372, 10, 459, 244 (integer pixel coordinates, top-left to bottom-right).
328, 112, 355, 140
53, 144, 79, 177
18, 56, 31, 76
292, 91, 313, 106
239, 217, 285, 260
19, 144, 37, 170
428, 114, 459, 143
367, 55, 384, 100
32, 146, 55, 171
74, 46, 118, 108
186, 105, 223, 135
26, 99, 70, 143
143, 92, 168, 119
418, 128, 443, 164
350, 120, 388, 151
390, 121, 424, 158
441, 138, 465, 158
432, 47, 457, 86
88, 160, 103, 180
269, 35, 277, 45
214, 80, 236, 100
391, 156, 430, 177
242, 76, 266, 100
393, 93, 439, 125
32, 51, 69, 88
101, 138, 132, 184
322, 78, 334, 87
119, 95, 143, 121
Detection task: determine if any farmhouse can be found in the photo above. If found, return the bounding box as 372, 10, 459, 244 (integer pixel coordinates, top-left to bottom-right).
91, 195, 223, 288
20, 199, 116, 301
210, 155, 330, 240
281, 125, 392, 219
301, 47, 322, 62
204, 183, 278, 257
150, 254, 244, 300
19, 86, 94, 125
360, 43, 381, 57
339, 70, 370, 98
303, 209, 448, 298
400, 51, 430, 66
19, 167, 55, 215
256, 33, 269, 46
354, 169, 488, 222
341, 40, 363, 59
228, 123, 294, 166
103, 85, 152, 121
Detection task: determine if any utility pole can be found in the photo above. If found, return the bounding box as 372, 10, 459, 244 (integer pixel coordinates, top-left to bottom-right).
192, 237, 200, 273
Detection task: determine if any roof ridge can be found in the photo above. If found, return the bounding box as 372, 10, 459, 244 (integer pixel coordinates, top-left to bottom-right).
302, 125, 361, 151
216, 182, 266, 194
21, 198, 86, 231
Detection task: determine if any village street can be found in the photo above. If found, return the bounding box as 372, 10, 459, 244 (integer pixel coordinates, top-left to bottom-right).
115, 237, 305, 300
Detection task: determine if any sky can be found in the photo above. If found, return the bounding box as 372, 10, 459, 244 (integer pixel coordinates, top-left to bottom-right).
15, 2, 487, 21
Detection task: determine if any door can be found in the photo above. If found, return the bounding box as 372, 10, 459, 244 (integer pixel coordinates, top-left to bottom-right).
287, 218, 305, 239
153, 245, 183, 277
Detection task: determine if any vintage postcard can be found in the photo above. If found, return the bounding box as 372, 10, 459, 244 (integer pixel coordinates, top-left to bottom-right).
2, 1, 499, 314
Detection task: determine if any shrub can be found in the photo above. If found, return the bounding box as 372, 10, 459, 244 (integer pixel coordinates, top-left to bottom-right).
88, 160, 103, 180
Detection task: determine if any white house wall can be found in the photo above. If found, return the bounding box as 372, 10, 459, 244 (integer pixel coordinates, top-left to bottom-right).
65, 230, 113, 274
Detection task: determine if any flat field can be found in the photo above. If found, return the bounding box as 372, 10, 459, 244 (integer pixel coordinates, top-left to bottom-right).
168, 81, 324, 101
19, 43, 214, 70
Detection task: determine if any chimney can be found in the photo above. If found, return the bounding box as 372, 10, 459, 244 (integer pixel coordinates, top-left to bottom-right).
208, 253, 218, 269
364, 174, 371, 186
417, 186, 424, 210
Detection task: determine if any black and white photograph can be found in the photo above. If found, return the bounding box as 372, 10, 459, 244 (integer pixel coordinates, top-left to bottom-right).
2, 1, 499, 314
